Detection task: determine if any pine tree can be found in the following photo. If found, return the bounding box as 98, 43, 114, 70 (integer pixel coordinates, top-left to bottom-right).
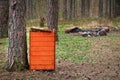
6, 0, 29, 71
47, 0, 59, 41
0, 0, 9, 38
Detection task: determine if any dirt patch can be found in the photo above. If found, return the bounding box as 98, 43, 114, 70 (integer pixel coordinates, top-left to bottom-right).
0, 61, 120, 80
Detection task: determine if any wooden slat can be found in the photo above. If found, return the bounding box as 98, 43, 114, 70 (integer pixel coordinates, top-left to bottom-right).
30, 36, 55, 42
30, 47, 54, 51
30, 42, 55, 47
30, 60, 54, 65
30, 65, 54, 70
30, 51, 54, 56
30, 55, 54, 61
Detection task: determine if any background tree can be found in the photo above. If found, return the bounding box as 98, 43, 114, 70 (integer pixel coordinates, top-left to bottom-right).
0, 0, 9, 38
62, 0, 67, 20
110, 0, 116, 18
47, 0, 59, 41
116, 0, 120, 16
99, 0, 103, 17
81, 0, 85, 17
73, 0, 76, 18
68, 0, 73, 20
85, 0, 90, 17
25, 0, 119, 22
26, 0, 47, 20
6, 0, 29, 71
26, 0, 33, 19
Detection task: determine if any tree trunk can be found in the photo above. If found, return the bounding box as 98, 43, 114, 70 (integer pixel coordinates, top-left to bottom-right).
116, 0, 120, 16
0, 0, 9, 38
73, 0, 76, 18
6, 0, 29, 71
68, 0, 73, 20
62, 0, 67, 20
81, 0, 85, 17
111, 0, 116, 18
108, 0, 112, 17
90, 0, 99, 18
75, 0, 78, 18
99, 0, 103, 17
85, 0, 90, 17
103, 0, 107, 17
26, 0, 33, 19
47, 0, 59, 41
78, 0, 82, 17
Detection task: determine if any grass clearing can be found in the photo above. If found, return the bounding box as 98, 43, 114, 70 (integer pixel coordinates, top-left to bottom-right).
57, 24, 94, 62
56, 23, 120, 63
0, 18, 120, 79
0, 23, 119, 64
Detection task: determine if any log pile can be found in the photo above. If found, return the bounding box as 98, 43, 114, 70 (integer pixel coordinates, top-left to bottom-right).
65, 26, 110, 37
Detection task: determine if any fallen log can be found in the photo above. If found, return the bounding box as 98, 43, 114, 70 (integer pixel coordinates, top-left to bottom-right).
65, 27, 84, 33
65, 26, 108, 37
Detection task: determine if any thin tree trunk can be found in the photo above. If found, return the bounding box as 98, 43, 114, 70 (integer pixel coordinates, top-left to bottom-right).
0, 0, 9, 38
75, 0, 78, 18
73, 0, 75, 18
114, 0, 116, 17
90, 0, 99, 18
68, 0, 73, 20
111, 0, 116, 18
108, 0, 112, 17
47, 0, 59, 41
78, 0, 82, 17
99, 0, 103, 17
26, 0, 33, 19
85, 0, 90, 17
6, 0, 29, 71
62, 0, 67, 20
104, 0, 108, 17
81, 0, 85, 17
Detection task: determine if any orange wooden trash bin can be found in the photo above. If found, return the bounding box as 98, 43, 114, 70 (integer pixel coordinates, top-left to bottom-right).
30, 28, 55, 70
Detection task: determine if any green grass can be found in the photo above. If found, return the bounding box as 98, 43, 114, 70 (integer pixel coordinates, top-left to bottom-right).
0, 38, 8, 51
0, 38, 8, 45
0, 27, 119, 63
56, 24, 93, 62
1, 19, 120, 63
56, 23, 120, 63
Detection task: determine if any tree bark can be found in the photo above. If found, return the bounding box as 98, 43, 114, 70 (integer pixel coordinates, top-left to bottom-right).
47, 0, 59, 41
6, 0, 29, 71
111, 0, 116, 18
116, 0, 120, 16
99, 0, 103, 17
103, 0, 107, 17
0, 0, 9, 38
85, 0, 90, 17
73, 0, 76, 18
26, 0, 33, 19
81, 0, 85, 17
68, 0, 73, 20
107, 0, 111, 18
75, 0, 78, 18
78, 0, 82, 17
62, 0, 67, 20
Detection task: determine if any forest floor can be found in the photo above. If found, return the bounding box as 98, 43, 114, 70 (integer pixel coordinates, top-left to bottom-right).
0, 21, 120, 80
